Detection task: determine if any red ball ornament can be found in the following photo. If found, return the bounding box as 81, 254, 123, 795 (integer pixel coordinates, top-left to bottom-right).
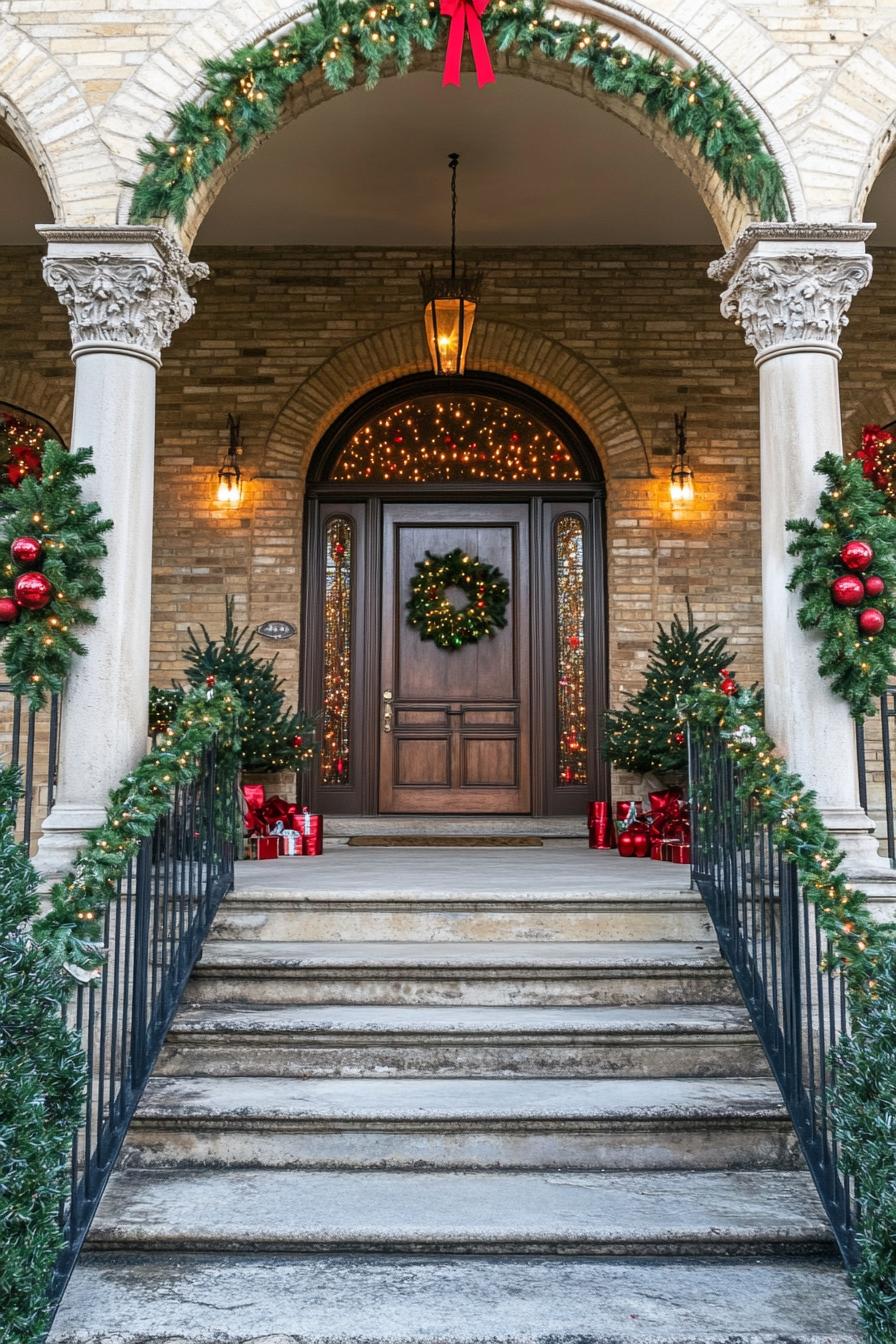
720, 677, 738, 696
617, 831, 636, 858
0, 596, 19, 624
11, 535, 42, 566
13, 571, 52, 611
205, 674, 216, 688
858, 607, 886, 636
865, 575, 886, 599
293, 735, 303, 749
673, 730, 685, 746
831, 574, 865, 607
840, 540, 874, 571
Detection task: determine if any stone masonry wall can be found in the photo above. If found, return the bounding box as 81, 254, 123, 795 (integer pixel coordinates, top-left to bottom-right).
1, 241, 894, 801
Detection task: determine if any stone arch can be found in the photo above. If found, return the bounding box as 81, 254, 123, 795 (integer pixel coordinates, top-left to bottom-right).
0, 364, 73, 441
106, 0, 805, 247
0, 19, 119, 225
262, 318, 649, 484
802, 23, 896, 224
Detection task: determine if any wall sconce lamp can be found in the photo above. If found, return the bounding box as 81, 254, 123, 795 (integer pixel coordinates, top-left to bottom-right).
217, 413, 243, 505
669, 409, 695, 504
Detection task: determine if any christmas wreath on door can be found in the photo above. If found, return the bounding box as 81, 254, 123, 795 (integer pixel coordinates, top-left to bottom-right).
407, 547, 509, 650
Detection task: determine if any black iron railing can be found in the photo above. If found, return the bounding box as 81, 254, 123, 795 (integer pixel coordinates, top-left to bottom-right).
49, 737, 236, 1311
0, 681, 60, 849
688, 724, 859, 1265
856, 685, 896, 866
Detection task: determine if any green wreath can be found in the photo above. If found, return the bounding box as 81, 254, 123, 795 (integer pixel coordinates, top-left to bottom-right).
407, 548, 509, 650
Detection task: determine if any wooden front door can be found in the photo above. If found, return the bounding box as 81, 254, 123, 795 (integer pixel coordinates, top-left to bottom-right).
379, 502, 530, 813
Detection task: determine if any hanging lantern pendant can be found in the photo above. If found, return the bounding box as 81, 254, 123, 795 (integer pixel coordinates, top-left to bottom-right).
420, 153, 483, 376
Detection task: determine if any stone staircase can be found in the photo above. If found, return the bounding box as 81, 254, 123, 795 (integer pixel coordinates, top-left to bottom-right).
50, 854, 861, 1343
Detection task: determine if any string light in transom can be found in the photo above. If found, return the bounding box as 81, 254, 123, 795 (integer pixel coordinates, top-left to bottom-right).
331, 394, 580, 483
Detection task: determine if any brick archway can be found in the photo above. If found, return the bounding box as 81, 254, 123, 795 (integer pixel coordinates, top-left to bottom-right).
263, 318, 649, 484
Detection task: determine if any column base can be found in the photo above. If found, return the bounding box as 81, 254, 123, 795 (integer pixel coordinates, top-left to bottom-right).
34, 802, 106, 880
822, 806, 896, 920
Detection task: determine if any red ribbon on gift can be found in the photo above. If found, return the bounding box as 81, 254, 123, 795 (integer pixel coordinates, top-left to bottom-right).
441, 0, 495, 87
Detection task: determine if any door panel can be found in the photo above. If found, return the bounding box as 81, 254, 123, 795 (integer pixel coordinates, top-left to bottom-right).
379, 503, 530, 813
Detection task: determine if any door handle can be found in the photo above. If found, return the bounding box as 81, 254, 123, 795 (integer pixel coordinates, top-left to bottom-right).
382, 690, 393, 733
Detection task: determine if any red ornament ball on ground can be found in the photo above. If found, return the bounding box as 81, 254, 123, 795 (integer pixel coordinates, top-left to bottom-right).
10, 535, 42, 566
13, 571, 52, 611
858, 607, 886, 635
831, 574, 865, 607
617, 831, 636, 858
864, 575, 886, 598
840, 539, 874, 571
0, 596, 18, 623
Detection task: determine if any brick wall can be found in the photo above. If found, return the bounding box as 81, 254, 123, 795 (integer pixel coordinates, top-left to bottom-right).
1, 241, 894, 800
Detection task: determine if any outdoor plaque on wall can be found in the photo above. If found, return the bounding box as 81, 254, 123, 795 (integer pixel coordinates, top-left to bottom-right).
255, 619, 297, 641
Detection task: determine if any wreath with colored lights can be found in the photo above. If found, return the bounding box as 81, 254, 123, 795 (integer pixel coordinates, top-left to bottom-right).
407, 548, 509, 650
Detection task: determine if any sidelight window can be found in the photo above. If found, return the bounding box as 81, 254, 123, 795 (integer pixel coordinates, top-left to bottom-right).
321, 517, 352, 785
554, 514, 587, 785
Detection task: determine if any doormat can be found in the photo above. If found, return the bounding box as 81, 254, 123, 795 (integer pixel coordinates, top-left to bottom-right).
346, 836, 544, 848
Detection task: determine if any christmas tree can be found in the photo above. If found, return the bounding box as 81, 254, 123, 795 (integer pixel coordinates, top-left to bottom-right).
153, 597, 315, 773
0, 763, 84, 1343
605, 601, 733, 774
787, 452, 896, 721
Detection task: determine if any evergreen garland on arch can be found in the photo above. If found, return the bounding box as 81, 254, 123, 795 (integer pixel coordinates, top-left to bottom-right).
0, 440, 112, 709
128, 0, 788, 227
407, 547, 509, 649
787, 452, 896, 722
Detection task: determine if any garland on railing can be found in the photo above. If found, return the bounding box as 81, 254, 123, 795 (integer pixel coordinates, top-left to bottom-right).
681, 681, 896, 1343
129, 0, 788, 226
34, 678, 240, 978
0, 765, 84, 1344
681, 681, 889, 993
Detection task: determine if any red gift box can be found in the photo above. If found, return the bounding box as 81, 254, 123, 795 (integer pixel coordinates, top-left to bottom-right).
616, 800, 642, 824
650, 839, 665, 861
299, 807, 324, 856
250, 834, 283, 860
587, 801, 615, 850
663, 841, 691, 865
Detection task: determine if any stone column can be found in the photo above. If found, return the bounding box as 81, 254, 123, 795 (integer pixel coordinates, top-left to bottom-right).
709, 223, 894, 882
34, 226, 208, 876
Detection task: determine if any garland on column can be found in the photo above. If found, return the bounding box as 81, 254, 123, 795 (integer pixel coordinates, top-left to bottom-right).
786, 452, 896, 721
856, 424, 896, 516
128, 0, 787, 227
0, 439, 112, 709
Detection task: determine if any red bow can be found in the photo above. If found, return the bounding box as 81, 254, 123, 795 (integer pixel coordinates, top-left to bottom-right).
441, 0, 495, 87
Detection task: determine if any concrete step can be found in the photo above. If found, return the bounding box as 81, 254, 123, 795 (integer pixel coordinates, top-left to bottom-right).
50, 1252, 861, 1344
158, 1001, 766, 1078
213, 888, 711, 943
191, 940, 737, 1007
123, 1075, 800, 1171
88, 1167, 832, 1256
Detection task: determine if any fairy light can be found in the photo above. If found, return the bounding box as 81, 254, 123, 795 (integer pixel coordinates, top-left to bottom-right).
331, 395, 579, 483
321, 518, 351, 785
555, 516, 588, 784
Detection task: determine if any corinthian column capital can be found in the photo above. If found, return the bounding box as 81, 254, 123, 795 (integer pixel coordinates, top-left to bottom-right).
708, 223, 874, 364
37, 225, 208, 367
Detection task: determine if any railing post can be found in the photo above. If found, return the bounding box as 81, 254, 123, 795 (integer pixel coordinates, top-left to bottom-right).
128, 839, 153, 1087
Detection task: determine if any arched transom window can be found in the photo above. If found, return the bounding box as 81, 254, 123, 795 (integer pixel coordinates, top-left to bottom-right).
329, 393, 581, 483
